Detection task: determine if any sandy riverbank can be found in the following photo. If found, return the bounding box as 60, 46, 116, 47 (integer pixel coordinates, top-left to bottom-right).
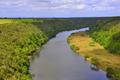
68, 31, 120, 79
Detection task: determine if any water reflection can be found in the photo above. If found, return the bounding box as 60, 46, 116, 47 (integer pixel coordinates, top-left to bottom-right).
90, 65, 100, 72
31, 56, 34, 62
31, 49, 41, 62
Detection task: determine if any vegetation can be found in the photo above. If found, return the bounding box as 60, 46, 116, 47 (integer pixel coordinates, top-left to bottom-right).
91, 57, 100, 66
70, 45, 80, 51
0, 23, 46, 80
0, 18, 43, 24
0, 18, 101, 80
89, 17, 120, 55
0, 19, 13, 24
106, 67, 115, 74
84, 54, 90, 59
67, 36, 72, 44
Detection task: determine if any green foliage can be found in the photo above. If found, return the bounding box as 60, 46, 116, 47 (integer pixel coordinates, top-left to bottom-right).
70, 45, 80, 51
67, 36, 72, 44
90, 17, 120, 55
91, 57, 100, 66
0, 76, 4, 80
106, 67, 120, 78
106, 67, 115, 74
84, 54, 90, 58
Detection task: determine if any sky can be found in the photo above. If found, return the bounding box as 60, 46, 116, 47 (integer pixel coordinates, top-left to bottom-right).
0, 0, 120, 18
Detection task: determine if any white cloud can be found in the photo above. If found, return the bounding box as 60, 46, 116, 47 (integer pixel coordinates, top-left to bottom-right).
86, 0, 118, 11
0, 0, 119, 12
28, 0, 120, 11
73, 4, 87, 9
91, 5, 115, 11
0, 0, 27, 8
50, 4, 87, 10
51, 4, 70, 9
51, 0, 74, 4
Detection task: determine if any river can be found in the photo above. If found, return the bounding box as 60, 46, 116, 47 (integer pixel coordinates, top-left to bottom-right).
29, 27, 110, 80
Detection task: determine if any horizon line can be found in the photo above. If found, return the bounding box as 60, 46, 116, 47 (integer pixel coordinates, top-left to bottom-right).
0, 16, 120, 19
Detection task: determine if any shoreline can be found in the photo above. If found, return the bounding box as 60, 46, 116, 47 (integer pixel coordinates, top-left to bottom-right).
68, 31, 120, 79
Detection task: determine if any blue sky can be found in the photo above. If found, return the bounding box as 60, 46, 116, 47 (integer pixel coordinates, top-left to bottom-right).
0, 0, 120, 17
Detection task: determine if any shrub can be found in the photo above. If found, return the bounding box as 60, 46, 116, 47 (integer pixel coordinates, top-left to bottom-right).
74, 46, 80, 50
106, 67, 115, 74
4, 67, 11, 73
84, 54, 90, 59
70, 45, 75, 50
67, 38, 70, 44
67, 37, 72, 44
70, 45, 80, 51
0, 76, 4, 80
91, 57, 100, 66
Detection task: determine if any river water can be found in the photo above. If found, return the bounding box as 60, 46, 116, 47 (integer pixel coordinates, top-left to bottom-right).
30, 27, 110, 80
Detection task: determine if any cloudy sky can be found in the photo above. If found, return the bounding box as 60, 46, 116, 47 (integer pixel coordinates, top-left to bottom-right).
0, 0, 120, 17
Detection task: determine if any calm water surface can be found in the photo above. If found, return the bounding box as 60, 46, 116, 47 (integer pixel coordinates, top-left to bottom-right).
30, 27, 110, 80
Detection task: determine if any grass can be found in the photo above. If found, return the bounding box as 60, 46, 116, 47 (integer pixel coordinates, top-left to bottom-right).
0, 19, 13, 24
68, 31, 120, 78
0, 19, 43, 24
89, 41, 95, 46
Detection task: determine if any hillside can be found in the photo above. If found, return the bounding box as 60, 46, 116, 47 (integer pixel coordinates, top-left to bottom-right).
89, 17, 120, 55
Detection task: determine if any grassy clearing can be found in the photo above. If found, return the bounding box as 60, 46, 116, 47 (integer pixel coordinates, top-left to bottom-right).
0, 19, 13, 24
0, 19, 43, 24
68, 31, 120, 78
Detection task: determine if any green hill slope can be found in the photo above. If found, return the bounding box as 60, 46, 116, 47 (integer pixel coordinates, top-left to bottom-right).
90, 17, 120, 55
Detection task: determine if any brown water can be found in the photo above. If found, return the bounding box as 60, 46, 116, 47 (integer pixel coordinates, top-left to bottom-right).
30, 27, 110, 80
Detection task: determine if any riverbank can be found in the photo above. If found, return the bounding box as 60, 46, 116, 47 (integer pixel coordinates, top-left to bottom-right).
68, 31, 120, 79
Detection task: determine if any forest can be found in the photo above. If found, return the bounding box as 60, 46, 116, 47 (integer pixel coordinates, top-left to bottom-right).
89, 17, 120, 55
0, 18, 102, 80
